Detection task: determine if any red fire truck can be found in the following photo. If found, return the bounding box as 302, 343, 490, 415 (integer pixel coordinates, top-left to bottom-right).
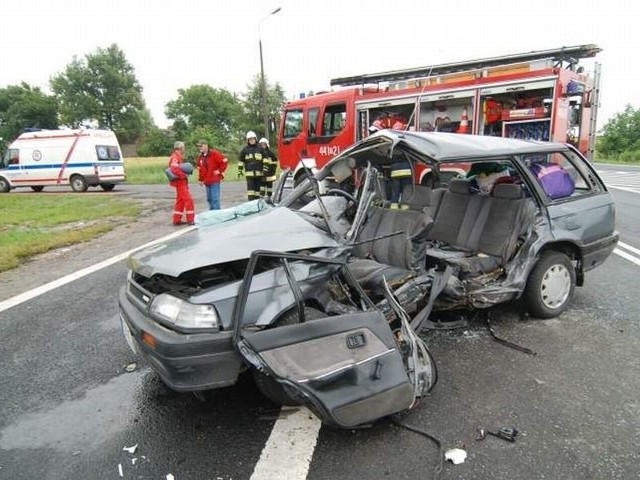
278, 44, 602, 185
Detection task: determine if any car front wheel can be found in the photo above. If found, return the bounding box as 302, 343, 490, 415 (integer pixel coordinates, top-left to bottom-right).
524, 251, 575, 319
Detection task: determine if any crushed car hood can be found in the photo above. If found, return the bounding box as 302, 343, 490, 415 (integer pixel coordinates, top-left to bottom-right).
129, 207, 339, 278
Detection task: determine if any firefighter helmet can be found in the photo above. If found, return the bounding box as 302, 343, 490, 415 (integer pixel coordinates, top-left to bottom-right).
246, 131, 257, 140
258, 137, 269, 147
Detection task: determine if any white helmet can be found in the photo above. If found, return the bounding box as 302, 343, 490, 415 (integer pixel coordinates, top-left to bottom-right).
246, 131, 257, 140
258, 137, 269, 147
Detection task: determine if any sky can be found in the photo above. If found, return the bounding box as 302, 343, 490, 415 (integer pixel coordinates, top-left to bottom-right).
1, 0, 638, 131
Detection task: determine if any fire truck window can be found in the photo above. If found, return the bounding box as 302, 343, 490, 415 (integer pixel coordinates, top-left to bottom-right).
321, 103, 347, 136
283, 109, 303, 139
308, 108, 319, 137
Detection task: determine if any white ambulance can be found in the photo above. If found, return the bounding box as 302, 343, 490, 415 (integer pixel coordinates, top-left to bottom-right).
0, 129, 126, 193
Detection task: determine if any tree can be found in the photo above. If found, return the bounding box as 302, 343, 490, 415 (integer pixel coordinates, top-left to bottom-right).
0, 83, 58, 148
241, 74, 286, 142
165, 85, 244, 152
598, 104, 640, 157
50, 44, 149, 143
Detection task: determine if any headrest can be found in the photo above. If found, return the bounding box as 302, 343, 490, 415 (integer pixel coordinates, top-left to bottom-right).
448, 179, 471, 195
402, 184, 432, 207
492, 183, 523, 199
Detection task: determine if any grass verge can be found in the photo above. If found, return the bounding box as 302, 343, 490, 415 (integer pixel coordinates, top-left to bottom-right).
125, 157, 242, 184
0, 195, 140, 272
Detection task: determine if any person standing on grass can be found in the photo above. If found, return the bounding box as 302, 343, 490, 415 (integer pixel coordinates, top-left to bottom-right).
168, 141, 195, 225
196, 139, 228, 210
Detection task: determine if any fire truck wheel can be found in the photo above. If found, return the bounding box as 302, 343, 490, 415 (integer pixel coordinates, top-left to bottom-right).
70, 174, 88, 193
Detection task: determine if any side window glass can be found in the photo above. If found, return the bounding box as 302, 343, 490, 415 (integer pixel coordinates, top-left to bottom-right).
108, 146, 121, 160
283, 109, 303, 139
308, 108, 319, 137
523, 152, 591, 200
321, 103, 347, 136
96, 145, 110, 160
2, 149, 21, 167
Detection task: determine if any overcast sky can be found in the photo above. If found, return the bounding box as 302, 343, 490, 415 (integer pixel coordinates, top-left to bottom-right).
1, 0, 637, 130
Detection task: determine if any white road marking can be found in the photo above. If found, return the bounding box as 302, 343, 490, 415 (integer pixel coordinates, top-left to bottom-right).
614, 248, 640, 267
250, 407, 322, 480
617, 241, 640, 256
0, 227, 194, 314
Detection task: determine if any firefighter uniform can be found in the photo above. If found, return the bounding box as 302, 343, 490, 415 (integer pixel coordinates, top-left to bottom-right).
259, 137, 277, 198
389, 153, 412, 208
238, 132, 264, 201
168, 143, 195, 225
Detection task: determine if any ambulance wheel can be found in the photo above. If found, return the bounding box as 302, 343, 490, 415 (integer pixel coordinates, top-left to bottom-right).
252, 307, 325, 406
70, 175, 88, 192
0, 177, 10, 193
100, 184, 115, 191
31, 186, 45, 192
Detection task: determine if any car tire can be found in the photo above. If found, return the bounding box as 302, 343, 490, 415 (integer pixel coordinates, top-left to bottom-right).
252, 306, 325, 406
31, 186, 45, 192
523, 251, 575, 319
70, 174, 88, 192
100, 183, 116, 191
0, 177, 10, 193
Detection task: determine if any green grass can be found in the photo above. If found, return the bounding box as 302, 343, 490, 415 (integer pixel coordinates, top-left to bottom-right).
0, 195, 140, 272
125, 157, 242, 184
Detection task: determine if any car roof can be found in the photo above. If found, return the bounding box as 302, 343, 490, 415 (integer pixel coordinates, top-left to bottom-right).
333, 131, 570, 167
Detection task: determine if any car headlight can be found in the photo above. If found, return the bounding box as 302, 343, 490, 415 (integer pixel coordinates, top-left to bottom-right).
149, 293, 219, 331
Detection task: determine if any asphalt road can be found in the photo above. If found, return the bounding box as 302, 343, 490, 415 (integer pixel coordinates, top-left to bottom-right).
0, 174, 639, 480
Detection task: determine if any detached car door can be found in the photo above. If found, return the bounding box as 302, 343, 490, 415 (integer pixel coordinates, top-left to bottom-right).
237, 310, 415, 428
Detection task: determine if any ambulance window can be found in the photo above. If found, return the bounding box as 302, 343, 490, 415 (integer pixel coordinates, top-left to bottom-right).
321, 103, 347, 136
283, 109, 303, 139
308, 108, 319, 137
107, 146, 121, 160
96, 146, 109, 160
5, 149, 19, 165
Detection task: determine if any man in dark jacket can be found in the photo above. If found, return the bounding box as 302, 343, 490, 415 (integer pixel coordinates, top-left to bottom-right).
196, 139, 228, 210
238, 131, 263, 201
258, 137, 277, 199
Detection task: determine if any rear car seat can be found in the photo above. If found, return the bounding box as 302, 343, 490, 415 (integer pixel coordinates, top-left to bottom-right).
426, 183, 535, 277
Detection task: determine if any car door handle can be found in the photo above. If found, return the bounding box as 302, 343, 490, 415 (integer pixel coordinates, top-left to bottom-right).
308, 367, 358, 389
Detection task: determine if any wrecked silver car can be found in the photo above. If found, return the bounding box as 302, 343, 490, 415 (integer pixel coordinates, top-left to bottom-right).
119, 131, 617, 427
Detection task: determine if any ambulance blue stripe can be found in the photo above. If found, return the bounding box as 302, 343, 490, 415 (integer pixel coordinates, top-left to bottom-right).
3, 162, 124, 170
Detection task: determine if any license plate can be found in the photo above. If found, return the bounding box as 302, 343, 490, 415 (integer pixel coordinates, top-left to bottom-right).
120, 313, 138, 354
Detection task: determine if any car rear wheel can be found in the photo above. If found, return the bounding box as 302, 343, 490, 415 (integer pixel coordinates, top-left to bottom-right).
70, 175, 88, 192
524, 251, 575, 319
0, 177, 11, 193
252, 306, 325, 406
31, 186, 45, 192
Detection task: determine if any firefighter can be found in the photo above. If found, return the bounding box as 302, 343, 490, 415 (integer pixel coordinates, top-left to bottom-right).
238, 131, 264, 201
167, 141, 195, 225
389, 151, 412, 209
258, 137, 277, 199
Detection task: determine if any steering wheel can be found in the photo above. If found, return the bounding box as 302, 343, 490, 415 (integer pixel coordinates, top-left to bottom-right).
324, 188, 357, 203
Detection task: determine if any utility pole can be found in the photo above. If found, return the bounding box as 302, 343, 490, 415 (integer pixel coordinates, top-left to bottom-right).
259, 7, 281, 144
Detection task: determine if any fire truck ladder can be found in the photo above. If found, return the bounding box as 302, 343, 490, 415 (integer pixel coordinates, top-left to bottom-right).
330, 44, 601, 87
587, 62, 602, 161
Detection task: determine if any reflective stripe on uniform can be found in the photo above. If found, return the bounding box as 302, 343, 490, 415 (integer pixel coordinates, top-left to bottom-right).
245, 171, 264, 177
390, 169, 412, 178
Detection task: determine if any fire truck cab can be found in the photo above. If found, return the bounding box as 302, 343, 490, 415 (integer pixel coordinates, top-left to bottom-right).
278, 44, 601, 186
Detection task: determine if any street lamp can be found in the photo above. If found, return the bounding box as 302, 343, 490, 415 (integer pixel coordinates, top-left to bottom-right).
259, 7, 281, 143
